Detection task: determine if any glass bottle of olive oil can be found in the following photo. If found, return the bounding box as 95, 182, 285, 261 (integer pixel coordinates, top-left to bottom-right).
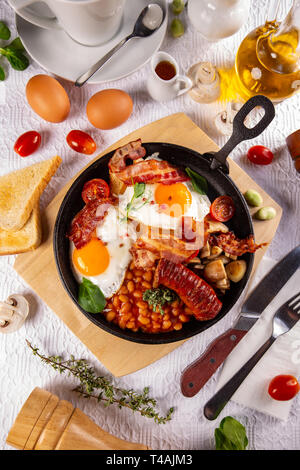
235, 0, 300, 102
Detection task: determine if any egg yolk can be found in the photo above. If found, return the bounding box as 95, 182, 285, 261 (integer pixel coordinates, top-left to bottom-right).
154, 183, 192, 217
73, 238, 110, 276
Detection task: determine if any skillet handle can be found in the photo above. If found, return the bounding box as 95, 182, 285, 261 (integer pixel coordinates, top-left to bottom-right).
210, 95, 275, 171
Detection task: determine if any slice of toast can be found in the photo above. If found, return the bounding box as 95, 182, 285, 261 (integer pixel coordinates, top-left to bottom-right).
0, 204, 41, 255
0, 155, 61, 232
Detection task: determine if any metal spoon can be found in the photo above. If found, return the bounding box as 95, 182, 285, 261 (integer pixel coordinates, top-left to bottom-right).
75, 4, 165, 87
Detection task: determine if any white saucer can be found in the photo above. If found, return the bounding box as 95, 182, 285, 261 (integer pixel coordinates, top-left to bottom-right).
15, 0, 167, 84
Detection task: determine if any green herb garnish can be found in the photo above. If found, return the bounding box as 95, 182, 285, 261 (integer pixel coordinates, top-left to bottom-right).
78, 277, 106, 314
27, 341, 174, 424
185, 167, 208, 195
125, 182, 146, 220
143, 287, 178, 315
0, 29, 29, 78
215, 416, 248, 450
0, 21, 11, 40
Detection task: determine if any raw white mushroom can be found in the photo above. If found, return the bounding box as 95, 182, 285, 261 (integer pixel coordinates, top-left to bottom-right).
214, 102, 250, 136
0, 294, 29, 334
187, 62, 220, 103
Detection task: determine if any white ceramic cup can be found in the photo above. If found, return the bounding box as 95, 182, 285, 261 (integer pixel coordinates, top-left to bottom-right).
8, 0, 126, 46
147, 51, 192, 102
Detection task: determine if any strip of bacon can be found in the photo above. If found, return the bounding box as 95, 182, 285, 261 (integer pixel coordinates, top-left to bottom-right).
68, 198, 113, 249
154, 258, 222, 321
108, 139, 146, 173
109, 138, 189, 185
208, 231, 268, 256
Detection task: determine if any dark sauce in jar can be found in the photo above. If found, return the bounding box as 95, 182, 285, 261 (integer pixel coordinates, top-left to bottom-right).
155, 60, 176, 80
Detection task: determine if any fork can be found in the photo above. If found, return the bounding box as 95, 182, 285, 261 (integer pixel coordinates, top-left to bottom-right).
204, 292, 300, 420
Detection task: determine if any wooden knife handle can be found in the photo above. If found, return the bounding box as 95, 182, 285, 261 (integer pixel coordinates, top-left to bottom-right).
180, 328, 247, 397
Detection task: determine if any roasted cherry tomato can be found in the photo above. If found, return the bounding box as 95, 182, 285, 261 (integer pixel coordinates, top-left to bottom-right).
66, 130, 96, 155
268, 374, 300, 401
82, 178, 110, 204
247, 145, 274, 165
210, 195, 235, 222
14, 130, 41, 157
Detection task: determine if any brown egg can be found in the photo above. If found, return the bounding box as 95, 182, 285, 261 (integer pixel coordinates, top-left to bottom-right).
26, 74, 70, 123
86, 89, 133, 130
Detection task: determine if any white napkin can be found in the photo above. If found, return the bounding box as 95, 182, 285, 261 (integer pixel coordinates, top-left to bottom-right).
217, 256, 300, 421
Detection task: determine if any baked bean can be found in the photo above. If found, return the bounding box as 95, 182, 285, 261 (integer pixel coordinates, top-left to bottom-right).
120, 303, 131, 314
125, 271, 133, 280
171, 300, 179, 308
184, 307, 193, 315
172, 308, 180, 316
113, 296, 120, 308
162, 320, 172, 330
119, 294, 129, 303
133, 290, 143, 299
119, 286, 128, 295
106, 310, 116, 322
135, 276, 142, 283
126, 320, 136, 329
127, 281, 134, 293
134, 269, 144, 277
143, 271, 152, 282
142, 281, 152, 289
137, 300, 147, 309
179, 314, 189, 322
138, 315, 150, 325
174, 322, 182, 330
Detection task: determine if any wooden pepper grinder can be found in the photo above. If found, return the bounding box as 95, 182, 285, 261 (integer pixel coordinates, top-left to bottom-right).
286, 129, 300, 172
6, 387, 149, 450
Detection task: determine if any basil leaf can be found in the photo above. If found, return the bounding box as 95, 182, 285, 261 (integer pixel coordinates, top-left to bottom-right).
185, 167, 208, 195
0, 21, 11, 40
78, 278, 106, 314
215, 416, 248, 450
134, 182, 145, 198
0, 66, 5, 81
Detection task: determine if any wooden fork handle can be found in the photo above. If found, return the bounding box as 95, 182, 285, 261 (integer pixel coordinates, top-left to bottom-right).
180, 328, 247, 397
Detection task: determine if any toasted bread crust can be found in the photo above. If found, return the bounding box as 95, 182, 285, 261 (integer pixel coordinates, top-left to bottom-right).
0, 155, 61, 232
0, 205, 42, 255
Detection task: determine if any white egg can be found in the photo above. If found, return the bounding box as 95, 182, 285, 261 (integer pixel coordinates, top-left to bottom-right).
71, 206, 136, 299
118, 181, 211, 231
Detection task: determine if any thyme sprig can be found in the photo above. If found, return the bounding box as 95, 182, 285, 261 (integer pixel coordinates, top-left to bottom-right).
26, 340, 174, 424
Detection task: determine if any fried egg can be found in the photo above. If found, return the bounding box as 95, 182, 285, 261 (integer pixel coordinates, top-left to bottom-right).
118, 180, 211, 231
71, 206, 136, 298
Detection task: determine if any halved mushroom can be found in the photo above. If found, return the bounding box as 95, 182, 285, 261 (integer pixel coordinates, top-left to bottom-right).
0, 294, 29, 334
215, 278, 230, 290
206, 218, 229, 234
204, 259, 227, 282
200, 242, 210, 259
226, 260, 247, 283
207, 246, 223, 259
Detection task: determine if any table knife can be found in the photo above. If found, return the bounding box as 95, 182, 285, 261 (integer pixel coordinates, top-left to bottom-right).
180, 244, 300, 397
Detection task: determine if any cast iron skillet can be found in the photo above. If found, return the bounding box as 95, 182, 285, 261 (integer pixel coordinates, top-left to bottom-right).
54, 95, 275, 344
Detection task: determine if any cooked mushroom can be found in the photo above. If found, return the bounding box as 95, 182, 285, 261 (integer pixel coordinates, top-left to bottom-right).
200, 242, 210, 258
226, 260, 247, 283
213, 255, 231, 265
207, 246, 223, 259
206, 218, 229, 234
204, 259, 227, 282
187, 62, 220, 103
216, 278, 230, 289
0, 294, 29, 334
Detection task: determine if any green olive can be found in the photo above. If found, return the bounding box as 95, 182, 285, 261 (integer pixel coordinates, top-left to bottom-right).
170, 18, 185, 38
244, 189, 263, 207
254, 206, 277, 220
172, 0, 185, 15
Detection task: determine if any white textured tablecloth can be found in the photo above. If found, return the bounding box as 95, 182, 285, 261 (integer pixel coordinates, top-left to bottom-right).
1, 0, 300, 451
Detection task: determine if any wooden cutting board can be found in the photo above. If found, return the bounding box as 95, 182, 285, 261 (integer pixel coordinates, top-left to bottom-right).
14, 113, 282, 377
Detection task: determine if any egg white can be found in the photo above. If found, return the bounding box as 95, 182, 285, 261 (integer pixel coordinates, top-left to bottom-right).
71, 206, 136, 299
118, 181, 211, 231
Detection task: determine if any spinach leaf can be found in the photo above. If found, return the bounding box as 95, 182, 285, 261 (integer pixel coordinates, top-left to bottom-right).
78, 278, 106, 314
4, 37, 25, 52
0, 21, 11, 40
5, 51, 29, 71
0, 66, 5, 81
185, 167, 208, 195
126, 182, 146, 219
215, 416, 248, 450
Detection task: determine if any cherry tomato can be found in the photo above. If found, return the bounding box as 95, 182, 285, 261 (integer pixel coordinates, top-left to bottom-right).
247, 145, 274, 165
268, 374, 300, 401
66, 130, 96, 155
14, 131, 41, 157
82, 178, 110, 204
210, 196, 235, 222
